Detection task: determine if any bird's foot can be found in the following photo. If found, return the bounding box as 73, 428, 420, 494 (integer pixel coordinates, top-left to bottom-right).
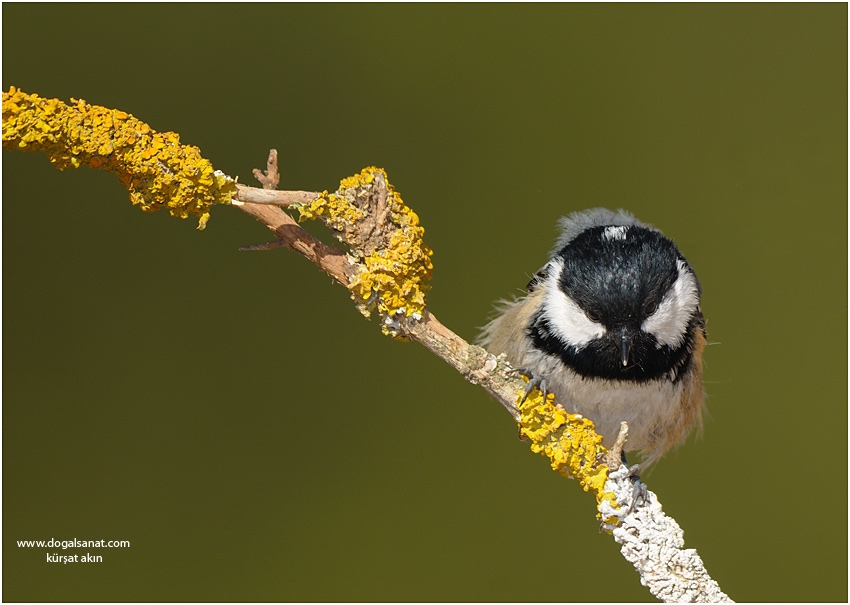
625, 462, 648, 515
509, 366, 549, 404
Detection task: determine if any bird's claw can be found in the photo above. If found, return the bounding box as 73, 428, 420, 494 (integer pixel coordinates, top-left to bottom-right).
510, 366, 549, 404
625, 463, 648, 515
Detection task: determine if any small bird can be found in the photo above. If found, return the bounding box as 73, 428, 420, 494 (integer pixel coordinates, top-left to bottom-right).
479, 208, 706, 466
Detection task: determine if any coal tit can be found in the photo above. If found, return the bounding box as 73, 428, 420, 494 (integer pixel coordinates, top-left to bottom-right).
480, 208, 706, 466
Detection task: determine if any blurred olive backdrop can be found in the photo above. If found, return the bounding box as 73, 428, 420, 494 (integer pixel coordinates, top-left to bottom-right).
3, 4, 846, 602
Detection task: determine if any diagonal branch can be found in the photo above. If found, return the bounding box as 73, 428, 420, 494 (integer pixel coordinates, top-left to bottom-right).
1, 84, 732, 602
233, 198, 353, 285
229, 150, 733, 604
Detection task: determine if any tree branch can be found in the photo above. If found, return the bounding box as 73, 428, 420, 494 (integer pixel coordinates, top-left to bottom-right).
233, 195, 353, 285
230, 150, 733, 603
1, 86, 732, 602
235, 185, 319, 207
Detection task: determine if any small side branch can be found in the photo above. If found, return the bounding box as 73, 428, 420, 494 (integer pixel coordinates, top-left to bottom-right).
232, 149, 353, 286
234, 194, 352, 286
236, 148, 316, 206
234, 185, 319, 207
252, 149, 280, 190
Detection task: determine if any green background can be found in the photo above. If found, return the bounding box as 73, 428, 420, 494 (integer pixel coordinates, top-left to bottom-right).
3, 4, 846, 602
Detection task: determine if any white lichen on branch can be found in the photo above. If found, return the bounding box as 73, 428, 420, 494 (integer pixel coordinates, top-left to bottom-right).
600, 466, 732, 603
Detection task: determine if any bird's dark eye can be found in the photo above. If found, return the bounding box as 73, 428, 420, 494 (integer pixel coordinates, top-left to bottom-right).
585, 310, 600, 322
643, 301, 658, 316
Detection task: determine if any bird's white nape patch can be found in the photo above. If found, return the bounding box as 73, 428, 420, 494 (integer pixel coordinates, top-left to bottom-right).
602, 225, 628, 241
641, 259, 699, 348
542, 258, 606, 348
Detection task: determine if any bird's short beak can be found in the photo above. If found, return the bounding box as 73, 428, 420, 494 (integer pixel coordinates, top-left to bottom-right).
620, 328, 633, 367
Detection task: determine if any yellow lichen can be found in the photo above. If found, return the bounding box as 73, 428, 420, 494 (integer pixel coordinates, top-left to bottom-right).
517, 386, 620, 522
2, 86, 236, 230
296, 190, 364, 227
295, 167, 433, 334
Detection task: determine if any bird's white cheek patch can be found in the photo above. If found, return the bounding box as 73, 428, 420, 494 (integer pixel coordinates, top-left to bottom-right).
542, 259, 606, 348
642, 260, 699, 348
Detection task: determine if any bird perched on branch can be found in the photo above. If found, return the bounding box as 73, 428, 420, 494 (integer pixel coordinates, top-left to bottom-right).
480, 208, 706, 467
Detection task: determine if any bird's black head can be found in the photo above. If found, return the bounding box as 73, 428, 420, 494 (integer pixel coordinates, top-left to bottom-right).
530, 223, 702, 382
